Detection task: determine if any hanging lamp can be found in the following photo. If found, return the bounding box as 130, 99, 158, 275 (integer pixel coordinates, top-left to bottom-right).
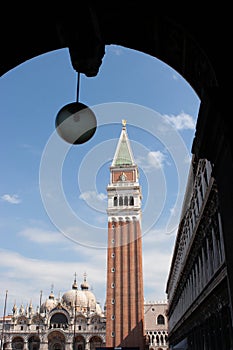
55, 72, 97, 144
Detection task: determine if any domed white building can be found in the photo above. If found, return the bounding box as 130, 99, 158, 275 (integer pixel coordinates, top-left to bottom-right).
61, 277, 100, 316
0, 275, 106, 350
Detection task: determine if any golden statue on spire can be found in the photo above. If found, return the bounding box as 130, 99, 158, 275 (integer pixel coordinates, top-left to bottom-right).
122, 119, 127, 127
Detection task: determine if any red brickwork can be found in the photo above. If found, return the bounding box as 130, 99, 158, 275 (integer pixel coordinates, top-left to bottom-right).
106, 220, 144, 350
112, 171, 135, 183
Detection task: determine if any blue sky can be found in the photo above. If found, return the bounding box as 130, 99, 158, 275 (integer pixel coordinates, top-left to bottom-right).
0, 45, 200, 315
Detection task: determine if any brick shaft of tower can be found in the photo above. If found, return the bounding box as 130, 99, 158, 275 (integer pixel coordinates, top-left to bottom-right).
105, 120, 145, 350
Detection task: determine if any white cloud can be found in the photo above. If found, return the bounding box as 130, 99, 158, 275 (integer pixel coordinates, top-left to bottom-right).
17, 225, 108, 251
163, 112, 196, 130
79, 191, 107, 201
147, 151, 165, 169
0, 248, 107, 314
0, 227, 173, 312
143, 248, 173, 300
140, 228, 177, 300
136, 150, 166, 172
1, 194, 21, 204
18, 228, 66, 244
143, 227, 177, 245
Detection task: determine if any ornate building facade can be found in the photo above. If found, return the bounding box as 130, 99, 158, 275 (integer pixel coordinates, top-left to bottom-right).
166, 155, 233, 349
105, 120, 144, 350
0, 275, 106, 350
144, 301, 168, 350
0, 285, 168, 350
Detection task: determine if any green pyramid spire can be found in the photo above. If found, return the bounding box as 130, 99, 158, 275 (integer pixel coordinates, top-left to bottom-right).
112, 120, 135, 166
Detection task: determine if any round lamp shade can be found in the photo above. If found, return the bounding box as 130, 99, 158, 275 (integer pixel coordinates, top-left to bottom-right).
55, 102, 97, 144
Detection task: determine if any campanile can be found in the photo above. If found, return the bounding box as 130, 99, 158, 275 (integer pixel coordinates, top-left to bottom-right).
105, 120, 145, 350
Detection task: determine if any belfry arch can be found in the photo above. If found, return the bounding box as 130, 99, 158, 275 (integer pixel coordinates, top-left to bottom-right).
1, 3, 232, 349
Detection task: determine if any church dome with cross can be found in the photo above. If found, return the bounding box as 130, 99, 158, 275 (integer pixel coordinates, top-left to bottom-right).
38, 273, 103, 317
61, 274, 100, 314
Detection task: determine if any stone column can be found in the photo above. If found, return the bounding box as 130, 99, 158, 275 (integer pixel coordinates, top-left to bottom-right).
217, 212, 225, 263
85, 340, 90, 350
206, 237, 211, 281
65, 341, 73, 350
211, 227, 219, 271
23, 340, 28, 350
201, 246, 207, 286
40, 340, 48, 350
198, 254, 203, 291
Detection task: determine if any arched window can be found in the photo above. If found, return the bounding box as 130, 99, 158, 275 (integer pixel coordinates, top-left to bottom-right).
114, 196, 118, 206
50, 313, 68, 329
157, 314, 165, 325
129, 196, 134, 205
119, 196, 123, 206
124, 196, 128, 205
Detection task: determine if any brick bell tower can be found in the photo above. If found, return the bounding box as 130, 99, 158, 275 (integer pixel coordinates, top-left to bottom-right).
105, 120, 145, 350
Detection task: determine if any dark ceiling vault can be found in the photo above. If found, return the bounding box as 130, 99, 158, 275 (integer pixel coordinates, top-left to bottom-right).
0, 3, 227, 101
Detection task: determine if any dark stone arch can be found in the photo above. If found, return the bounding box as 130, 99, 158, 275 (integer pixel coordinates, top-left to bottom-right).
12, 337, 24, 350
74, 335, 85, 350
48, 331, 65, 350
0, 6, 220, 100
28, 336, 40, 350
89, 335, 103, 350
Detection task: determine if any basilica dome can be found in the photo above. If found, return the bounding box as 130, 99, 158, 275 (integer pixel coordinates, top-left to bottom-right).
40, 290, 57, 312
61, 275, 103, 315
62, 289, 87, 308
40, 274, 103, 316
80, 277, 97, 311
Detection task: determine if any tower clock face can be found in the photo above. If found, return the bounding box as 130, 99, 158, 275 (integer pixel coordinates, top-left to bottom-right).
120, 173, 127, 181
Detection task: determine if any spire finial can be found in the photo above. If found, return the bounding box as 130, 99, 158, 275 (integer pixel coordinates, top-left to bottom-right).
72, 272, 78, 289
122, 119, 127, 128
81, 272, 89, 290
